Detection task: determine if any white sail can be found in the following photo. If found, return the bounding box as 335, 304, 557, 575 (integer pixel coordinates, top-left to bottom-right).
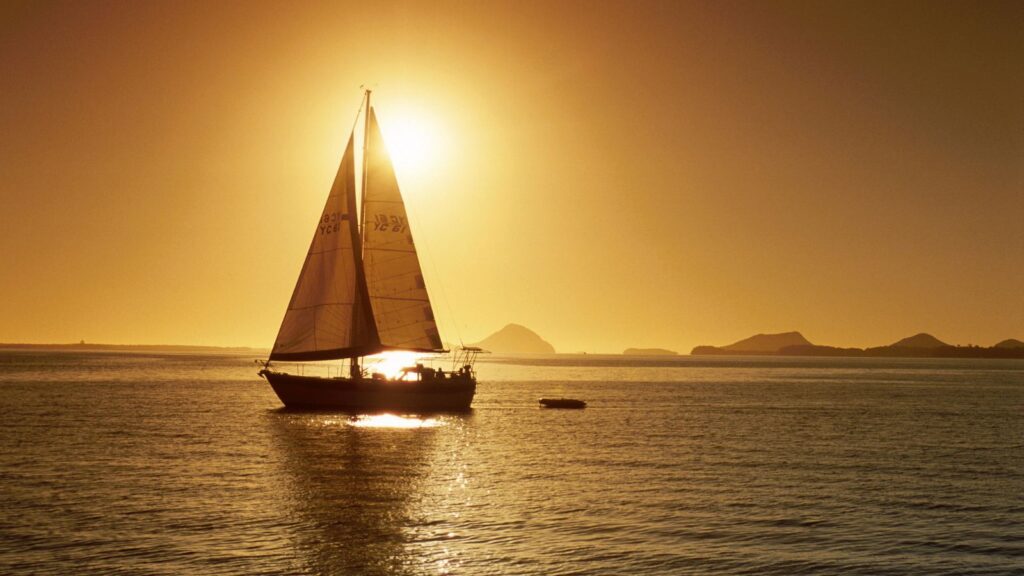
362, 107, 444, 352
270, 134, 378, 361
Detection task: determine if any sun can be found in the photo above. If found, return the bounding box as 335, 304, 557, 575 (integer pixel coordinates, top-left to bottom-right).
375, 107, 448, 183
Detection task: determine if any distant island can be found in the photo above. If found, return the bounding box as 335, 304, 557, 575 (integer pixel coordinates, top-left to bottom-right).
470, 324, 555, 354
623, 348, 678, 356
692, 331, 811, 355
692, 332, 1024, 359
0, 342, 267, 354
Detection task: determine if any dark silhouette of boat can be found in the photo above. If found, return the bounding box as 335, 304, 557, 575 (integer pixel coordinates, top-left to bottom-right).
261, 359, 478, 412
539, 398, 587, 409
258, 90, 478, 412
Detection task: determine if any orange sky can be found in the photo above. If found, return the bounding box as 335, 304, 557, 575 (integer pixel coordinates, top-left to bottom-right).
1, 0, 1021, 352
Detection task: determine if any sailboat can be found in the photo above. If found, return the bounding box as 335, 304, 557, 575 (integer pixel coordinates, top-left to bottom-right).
259, 90, 478, 412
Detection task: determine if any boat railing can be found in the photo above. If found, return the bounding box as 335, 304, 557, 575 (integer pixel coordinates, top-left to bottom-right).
264, 350, 482, 379
263, 362, 341, 378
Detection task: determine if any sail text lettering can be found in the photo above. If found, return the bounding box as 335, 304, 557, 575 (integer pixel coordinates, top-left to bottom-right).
319, 211, 348, 235
373, 213, 407, 233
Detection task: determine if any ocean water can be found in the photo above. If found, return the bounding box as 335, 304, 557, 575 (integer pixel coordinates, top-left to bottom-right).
0, 350, 1022, 575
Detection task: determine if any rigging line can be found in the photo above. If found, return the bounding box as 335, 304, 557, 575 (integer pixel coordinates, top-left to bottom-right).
403, 190, 465, 348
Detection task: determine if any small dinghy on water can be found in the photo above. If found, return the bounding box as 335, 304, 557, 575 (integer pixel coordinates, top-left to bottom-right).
539, 398, 586, 409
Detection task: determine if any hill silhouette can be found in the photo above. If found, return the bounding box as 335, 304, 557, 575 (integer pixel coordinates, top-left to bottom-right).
623, 348, 678, 356
692, 331, 812, 355
994, 338, 1024, 349
722, 331, 812, 352
693, 331, 1024, 359
889, 333, 949, 348
471, 324, 555, 354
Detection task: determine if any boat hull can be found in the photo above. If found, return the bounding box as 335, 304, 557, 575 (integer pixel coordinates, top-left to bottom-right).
260, 370, 476, 412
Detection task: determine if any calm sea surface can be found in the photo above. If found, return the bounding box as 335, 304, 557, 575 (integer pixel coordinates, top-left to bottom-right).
1, 350, 1022, 575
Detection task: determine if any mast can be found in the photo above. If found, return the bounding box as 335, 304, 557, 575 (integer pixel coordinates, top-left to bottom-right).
348, 89, 380, 376
353, 89, 371, 378
360, 89, 371, 230
354, 88, 370, 378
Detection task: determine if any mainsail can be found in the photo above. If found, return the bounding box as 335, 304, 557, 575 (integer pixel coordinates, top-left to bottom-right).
269, 98, 442, 361
269, 133, 379, 361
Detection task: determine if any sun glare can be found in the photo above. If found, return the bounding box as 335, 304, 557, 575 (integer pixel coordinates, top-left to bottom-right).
377, 107, 448, 183
366, 351, 424, 380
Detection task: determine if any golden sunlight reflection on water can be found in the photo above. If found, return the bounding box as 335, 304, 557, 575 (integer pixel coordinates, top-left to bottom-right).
347, 414, 443, 428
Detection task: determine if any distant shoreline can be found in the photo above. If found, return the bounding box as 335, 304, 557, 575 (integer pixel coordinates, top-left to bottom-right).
3, 342, 1022, 360
690, 331, 1024, 360
692, 345, 1024, 360
0, 343, 268, 355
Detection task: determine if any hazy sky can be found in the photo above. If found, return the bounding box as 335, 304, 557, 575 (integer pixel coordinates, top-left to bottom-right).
1, 0, 1021, 352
